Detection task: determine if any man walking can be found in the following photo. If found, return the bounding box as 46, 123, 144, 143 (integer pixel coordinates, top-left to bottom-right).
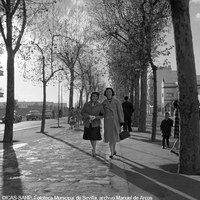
122, 96, 134, 132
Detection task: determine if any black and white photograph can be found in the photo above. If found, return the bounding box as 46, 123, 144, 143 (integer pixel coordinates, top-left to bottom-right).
0, 0, 200, 199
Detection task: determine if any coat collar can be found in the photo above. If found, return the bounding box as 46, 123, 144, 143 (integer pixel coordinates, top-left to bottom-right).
88, 101, 100, 107
103, 97, 116, 111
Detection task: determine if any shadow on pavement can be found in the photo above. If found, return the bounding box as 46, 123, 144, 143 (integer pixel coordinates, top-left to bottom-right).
115, 155, 200, 200
160, 163, 178, 173
130, 134, 161, 144
0, 140, 20, 143
41, 132, 113, 168
130, 134, 175, 149
41, 132, 95, 158
2, 143, 24, 196
41, 131, 199, 200
50, 126, 64, 128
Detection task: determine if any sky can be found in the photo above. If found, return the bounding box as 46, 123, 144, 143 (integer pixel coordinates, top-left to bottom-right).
0, 0, 200, 104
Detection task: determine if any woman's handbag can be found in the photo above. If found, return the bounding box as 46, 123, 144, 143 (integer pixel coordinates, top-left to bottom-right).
119, 130, 130, 140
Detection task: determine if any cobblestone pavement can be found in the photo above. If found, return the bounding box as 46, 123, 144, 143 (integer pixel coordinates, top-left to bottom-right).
0, 123, 129, 198
0, 121, 200, 200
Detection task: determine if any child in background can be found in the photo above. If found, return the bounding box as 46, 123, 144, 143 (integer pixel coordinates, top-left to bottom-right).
160, 112, 173, 149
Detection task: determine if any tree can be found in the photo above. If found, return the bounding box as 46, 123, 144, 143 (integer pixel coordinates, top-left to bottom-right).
0, 0, 56, 143
57, 36, 82, 122
76, 41, 108, 105
56, 6, 94, 121
0, 0, 26, 143
138, 0, 172, 140
20, 37, 62, 132
18, 1, 62, 133
170, 0, 200, 174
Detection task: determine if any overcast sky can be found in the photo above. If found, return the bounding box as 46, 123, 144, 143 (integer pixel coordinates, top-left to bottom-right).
0, 0, 199, 104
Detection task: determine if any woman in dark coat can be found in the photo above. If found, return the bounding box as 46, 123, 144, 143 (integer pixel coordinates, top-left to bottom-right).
81, 92, 104, 157
102, 88, 124, 158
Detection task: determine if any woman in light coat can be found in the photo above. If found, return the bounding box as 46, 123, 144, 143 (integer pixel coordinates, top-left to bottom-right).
102, 88, 124, 158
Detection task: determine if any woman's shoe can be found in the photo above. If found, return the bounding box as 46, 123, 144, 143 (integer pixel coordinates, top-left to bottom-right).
109, 155, 113, 159
113, 152, 117, 155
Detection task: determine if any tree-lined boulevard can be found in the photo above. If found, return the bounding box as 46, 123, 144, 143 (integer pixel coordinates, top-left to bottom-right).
0, 0, 199, 175
0, 118, 200, 198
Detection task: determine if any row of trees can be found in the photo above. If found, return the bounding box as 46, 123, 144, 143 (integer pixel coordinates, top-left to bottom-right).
85, 0, 200, 175
86, 0, 172, 138
0, 1, 107, 139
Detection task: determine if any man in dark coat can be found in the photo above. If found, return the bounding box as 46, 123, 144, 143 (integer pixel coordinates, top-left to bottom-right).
122, 96, 134, 132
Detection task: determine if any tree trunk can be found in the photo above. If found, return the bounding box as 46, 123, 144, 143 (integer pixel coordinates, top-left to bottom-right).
41, 81, 46, 133
130, 79, 134, 105
170, 0, 200, 174
124, 79, 129, 96
1, 0, 26, 143
68, 66, 75, 123
133, 72, 140, 127
138, 66, 147, 132
3, 51, 15, 143
78, 88, 84, 108
86, 92, 90, 103
151, 63, 158, 142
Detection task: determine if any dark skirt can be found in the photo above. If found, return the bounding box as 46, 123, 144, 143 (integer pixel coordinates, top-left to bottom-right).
83, 124, 102, 140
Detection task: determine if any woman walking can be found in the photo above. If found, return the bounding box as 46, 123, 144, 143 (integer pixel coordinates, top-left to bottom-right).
81, 92, 104, 157
102, 88, 124, 158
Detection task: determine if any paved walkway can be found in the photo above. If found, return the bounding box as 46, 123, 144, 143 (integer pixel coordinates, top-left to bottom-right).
0, 121, 200, 200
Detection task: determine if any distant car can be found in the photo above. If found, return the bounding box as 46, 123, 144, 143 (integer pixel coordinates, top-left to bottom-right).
26, 110, 42, 120
2, 110, 22, 123
45, 110, 53, 119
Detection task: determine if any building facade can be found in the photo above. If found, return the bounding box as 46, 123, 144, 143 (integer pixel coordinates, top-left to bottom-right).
0, 66, 3, 98
148, 67, 200, 115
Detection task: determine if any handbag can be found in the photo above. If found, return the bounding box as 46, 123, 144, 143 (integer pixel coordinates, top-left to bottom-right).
119, 130, 130, 140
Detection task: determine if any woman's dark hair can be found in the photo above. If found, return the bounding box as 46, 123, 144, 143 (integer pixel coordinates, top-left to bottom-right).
104, 87, 115, 97
90, 92, 100, 100
173, 100, 179, 109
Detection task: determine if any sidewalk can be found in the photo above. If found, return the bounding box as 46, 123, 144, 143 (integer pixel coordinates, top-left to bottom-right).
0, 121, 200, 199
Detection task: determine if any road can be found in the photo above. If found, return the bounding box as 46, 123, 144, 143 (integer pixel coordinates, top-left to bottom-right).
0, 117, 67, 150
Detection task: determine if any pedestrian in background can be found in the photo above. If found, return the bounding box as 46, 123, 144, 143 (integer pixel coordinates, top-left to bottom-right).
122, 96, 134, 132
160, 112, 173, 149
76, 106, 82, 127
102, 87, 124, 159
81, 92, 104, 157
170, 100, 180, 156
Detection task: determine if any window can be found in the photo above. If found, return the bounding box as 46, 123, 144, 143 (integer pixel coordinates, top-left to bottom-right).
166, 93, 174, 97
